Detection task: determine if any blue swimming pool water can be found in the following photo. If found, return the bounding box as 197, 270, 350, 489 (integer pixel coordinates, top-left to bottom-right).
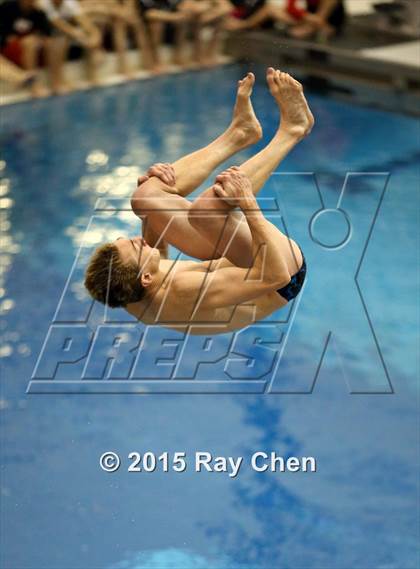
0, 64, 419, 569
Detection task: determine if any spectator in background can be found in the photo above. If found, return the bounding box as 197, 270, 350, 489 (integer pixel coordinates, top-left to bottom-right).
225, 0, 279, 30
287, 0, 345, 39
138, 0, 230, 71
0, 52, 37, 88
136, 0, 192, 71
0, 0, 53, 97
81, 0, 154, 76
39, 0, 102, 93
181, 0, 230, 66
225, 0, 345, 39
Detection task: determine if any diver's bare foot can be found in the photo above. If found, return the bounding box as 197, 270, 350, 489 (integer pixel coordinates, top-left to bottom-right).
229, 72, 263, 148
266, 67, 314, 139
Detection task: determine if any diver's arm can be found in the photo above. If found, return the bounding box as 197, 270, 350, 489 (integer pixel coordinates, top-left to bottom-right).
135, 164, 177, 258
213, 168, 290, 285
172, 170, 291, 308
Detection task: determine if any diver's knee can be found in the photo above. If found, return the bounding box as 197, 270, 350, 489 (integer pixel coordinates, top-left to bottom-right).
131, 182, 157, 214
188, 196, 212, 229
189, 187, 218, 216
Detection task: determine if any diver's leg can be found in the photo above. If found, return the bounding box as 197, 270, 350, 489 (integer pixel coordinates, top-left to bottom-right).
136, 71, 261, 198
135, 72, 261, 255
187, 68, 314, 266
132, 184, 221, 261
237, 68, 314, 190
168, 72, 262, 196
136, 69, 313, 266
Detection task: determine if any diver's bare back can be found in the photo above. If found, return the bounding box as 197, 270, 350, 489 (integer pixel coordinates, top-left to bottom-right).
126, 257, 287, 335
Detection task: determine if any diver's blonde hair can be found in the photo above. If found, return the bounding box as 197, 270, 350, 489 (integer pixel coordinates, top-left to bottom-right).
84, 243, 145, 308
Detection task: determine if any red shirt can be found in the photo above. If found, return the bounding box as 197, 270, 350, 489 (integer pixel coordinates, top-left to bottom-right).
286, 0, 307, 20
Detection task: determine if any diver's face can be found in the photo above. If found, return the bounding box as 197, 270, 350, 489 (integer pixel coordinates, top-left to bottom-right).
114, 236, 160, 275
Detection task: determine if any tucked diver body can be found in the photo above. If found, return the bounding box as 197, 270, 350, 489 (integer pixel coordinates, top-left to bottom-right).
85, 69, 314, 334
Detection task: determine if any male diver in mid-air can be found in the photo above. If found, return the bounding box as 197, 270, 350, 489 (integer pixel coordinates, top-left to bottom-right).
85, 68, 314, 334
